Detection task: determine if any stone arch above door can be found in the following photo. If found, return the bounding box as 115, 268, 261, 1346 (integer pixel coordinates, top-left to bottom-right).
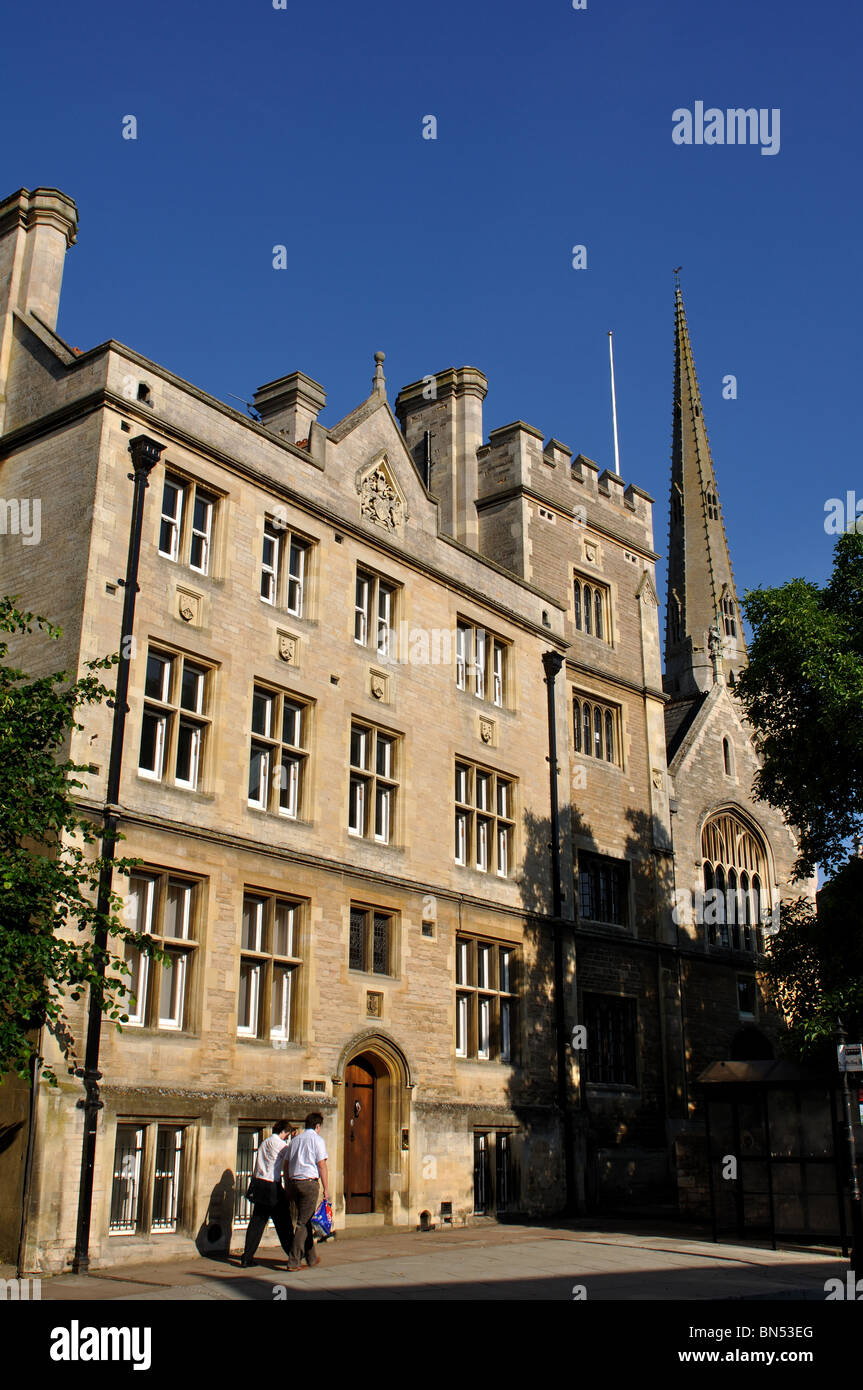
332, 1030, 414, 1090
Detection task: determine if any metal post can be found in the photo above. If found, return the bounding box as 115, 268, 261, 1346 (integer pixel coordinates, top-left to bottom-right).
837, 1021, 863, 1270
71, 435, 164, 1274
542, 650, 577, 1215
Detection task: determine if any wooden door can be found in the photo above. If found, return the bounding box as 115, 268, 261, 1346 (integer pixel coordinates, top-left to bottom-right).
344, 1057, 376, 1213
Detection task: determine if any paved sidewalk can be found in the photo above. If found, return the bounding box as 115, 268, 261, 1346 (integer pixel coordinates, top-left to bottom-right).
10, 1222, 849, 1301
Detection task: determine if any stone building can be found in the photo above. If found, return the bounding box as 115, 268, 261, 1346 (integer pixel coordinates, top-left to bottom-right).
0, 187, 805, 1271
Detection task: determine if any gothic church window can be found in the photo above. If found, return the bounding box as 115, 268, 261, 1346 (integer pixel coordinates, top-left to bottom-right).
701, 811, 769, 952
721, 595, 737, 638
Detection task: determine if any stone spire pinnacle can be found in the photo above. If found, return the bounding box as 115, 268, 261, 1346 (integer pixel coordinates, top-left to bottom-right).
372, 349, 386, 397
663, 280, 747, 697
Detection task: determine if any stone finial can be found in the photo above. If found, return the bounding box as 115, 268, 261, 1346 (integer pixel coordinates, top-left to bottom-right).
373, 350, 386, 397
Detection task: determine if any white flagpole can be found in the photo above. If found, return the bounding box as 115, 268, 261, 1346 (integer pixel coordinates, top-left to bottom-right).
608, 330, 621, 476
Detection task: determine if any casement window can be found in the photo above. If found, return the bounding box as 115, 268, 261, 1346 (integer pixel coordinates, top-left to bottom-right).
237, 893, 302, 1040
454, 761, 515, 878
260, 520, 310, 616
572, 694, 620, 766
348, 904, 395, 976
138, 647, 212, 792
157, 472, 218, 576
354, 567, 398, 658
109, 1122, 188, 1235
455, 937, 516, 1062
348, 722, 399, 844
577, 852, 629, 926
121, 871, 199, 1030
248, 685, 310, 819
474, 1130, 517, 1215
583, 993, 638, 1086
573, 574, 610, 642
233, 1128, 263, 1228
455, 619, 509, 707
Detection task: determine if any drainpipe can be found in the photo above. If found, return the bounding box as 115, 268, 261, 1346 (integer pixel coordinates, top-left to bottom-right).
71, 434, 165, 1274
542, 650, 577, 1214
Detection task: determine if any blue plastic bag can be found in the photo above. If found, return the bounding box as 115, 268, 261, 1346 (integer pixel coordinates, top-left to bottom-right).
310, 1200, 334, 1240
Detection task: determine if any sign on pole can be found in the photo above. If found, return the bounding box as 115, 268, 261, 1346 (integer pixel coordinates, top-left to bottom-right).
837, 1042, 863, 1073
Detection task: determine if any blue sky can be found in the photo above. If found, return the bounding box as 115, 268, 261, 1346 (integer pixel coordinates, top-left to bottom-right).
3, 0, 860, 618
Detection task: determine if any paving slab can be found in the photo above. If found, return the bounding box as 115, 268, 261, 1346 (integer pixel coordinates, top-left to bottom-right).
12, 1221, 850, 1302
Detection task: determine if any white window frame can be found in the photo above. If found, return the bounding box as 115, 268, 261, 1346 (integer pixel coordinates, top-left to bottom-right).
454, 761, 516, 877
354, 571, 370, 646
349, 722, 398, 844
456, 993, 469, 1057
261, 523, 281, 605
237, 959, 261, 1036
286, 537, 306, 616
455, 619, 508, 705
354, 567, 397, 658
248, 686, 309, 818
454, 936, 517, 1063
138, 710, 167, 781
238, 894, 302, 1040
159, 476, 185, 562
189, 491, 215, 575
121, 872, 196, 1031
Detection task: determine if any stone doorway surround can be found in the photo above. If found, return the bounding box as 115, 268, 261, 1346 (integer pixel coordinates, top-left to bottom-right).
333, 1031, 414, 1228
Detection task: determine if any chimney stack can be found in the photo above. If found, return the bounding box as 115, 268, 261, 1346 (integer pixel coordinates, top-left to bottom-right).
252, 371, 326, 446
0, 187, 78, 331
0, 186, 78, 433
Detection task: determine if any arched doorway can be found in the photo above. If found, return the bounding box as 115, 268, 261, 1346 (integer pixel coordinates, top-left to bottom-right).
344, 1054, 377, 1214
336, 1033, 414, 1224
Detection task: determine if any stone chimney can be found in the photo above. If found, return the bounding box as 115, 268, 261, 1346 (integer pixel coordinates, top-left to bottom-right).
0, 187, 79, 433
395, 366, 487, 548
0, 187, 78, 331
253, 371, 326, 446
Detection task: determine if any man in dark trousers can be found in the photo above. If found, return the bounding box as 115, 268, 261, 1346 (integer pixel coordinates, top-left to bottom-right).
239, 1120, 295, 1267
284, 1112, 330, 1270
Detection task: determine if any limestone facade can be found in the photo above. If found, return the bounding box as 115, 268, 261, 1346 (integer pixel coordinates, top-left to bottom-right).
0, 188, 808, 1270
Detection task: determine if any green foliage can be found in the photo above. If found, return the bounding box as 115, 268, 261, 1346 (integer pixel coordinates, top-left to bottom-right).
761, 863, 863, 1063
734, 532, 863, 880
0, 598, 158, 1085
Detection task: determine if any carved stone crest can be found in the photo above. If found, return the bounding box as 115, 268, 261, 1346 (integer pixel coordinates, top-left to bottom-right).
176, 589, 200, 625
584, 542, 597, 564
652, 769, 664, 790
479, 717, 494, 745
357, 457, 405, 532
371, 674, 385, 700
278, 634, 296, 663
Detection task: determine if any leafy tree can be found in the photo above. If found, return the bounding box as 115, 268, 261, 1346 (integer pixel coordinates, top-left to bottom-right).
0, 598, 157, 1084
761, 865, 863, 1064
734, 531, 863, 880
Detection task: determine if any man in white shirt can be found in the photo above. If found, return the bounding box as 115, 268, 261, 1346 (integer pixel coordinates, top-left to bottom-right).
240, 1120, 295, 1267
284, 1112, 330, 1269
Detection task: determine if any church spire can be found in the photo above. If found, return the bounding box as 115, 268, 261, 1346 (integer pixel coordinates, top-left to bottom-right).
663, 278, 747, 697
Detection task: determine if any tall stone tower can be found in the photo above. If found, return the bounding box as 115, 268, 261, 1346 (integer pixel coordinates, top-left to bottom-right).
663, 280, 747, 696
